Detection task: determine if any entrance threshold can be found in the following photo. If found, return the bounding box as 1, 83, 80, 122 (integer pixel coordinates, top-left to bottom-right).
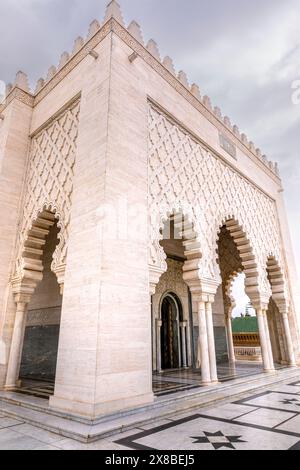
153, 362, 287, 396
0, 367, 298, 443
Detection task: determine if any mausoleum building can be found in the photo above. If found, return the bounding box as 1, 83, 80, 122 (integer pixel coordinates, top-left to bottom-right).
0, 1, 299, 420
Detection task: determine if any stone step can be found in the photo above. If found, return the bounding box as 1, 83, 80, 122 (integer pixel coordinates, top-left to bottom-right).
0, 367, 299, 443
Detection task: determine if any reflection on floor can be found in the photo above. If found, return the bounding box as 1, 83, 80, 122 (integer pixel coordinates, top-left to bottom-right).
153, 362, 286, 396
17, 363, 287, 401
17, 379, 55, 400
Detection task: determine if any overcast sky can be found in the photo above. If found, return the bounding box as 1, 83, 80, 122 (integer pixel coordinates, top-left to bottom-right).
1, 0, 299, 293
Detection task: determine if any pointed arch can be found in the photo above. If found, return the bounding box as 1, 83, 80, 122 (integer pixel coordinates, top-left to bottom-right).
266, 255, 288, 313
216, 216, 260, 303
12, 205, 64, 297
150, 209, 202, 293
223, 271, 241, 310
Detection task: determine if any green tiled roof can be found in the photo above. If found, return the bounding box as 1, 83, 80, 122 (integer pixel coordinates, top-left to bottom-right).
232, 316, 258, 333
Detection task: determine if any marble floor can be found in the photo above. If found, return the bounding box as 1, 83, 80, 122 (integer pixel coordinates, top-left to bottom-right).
18, 362, 281, 400
153, 362, 285, 396
0, 378, 300, 450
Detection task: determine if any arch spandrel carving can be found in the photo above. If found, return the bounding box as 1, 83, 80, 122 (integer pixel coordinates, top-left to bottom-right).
148, 103, 285, 301
266, 255, 289, 313
12, 100, 80, 293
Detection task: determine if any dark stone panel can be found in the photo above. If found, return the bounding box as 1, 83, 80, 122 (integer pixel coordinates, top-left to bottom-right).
20, 325, 60, 380
193, 326, 199, 368
193, 326, 228, 365
214, 326, 228, 363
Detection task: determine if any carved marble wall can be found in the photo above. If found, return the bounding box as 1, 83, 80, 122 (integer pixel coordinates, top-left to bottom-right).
148, 103, 286, 300
13, 100, 80, 282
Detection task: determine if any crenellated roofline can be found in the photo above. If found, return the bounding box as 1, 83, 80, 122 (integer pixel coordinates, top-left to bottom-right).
0, 0, 280, 181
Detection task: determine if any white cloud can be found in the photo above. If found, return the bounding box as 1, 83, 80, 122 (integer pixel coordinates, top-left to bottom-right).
0, 0, 299, 274
231, 274, 255, 318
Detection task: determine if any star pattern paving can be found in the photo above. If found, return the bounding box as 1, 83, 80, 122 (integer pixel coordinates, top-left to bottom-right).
191, 431, 246, 450
280, 398, 300, 406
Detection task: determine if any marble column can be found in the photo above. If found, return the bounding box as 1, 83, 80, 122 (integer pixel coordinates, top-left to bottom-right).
198, 300, 211, 385
180, 321, 188, 368
5, 299, 29, 389
156, 319, 162, 372
282, 313, 297, 366
257, 308, 274, 372
225, 313, 236, 364
263, 310, 275, 370
205, 300, 218, 383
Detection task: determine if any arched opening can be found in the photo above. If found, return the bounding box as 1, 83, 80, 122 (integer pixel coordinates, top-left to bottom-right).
217, 218, 264, 371
160, 293, 183, 370
265, 256, 296, 366
152, 211, 198, 393
20, 220, 61, 385
152, 213, 287, 394
11, 209, 63, 398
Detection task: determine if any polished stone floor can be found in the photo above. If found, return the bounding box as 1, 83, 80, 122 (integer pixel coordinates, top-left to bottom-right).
0, 378, 300, 450
153, 362, 285, 396
19, 362, 277, 400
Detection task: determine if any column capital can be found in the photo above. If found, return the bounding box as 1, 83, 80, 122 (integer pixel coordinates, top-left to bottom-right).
180, 321, 188, 328
251, 292, 271, 312
186, 277, 220, 302
149, 265, 166, 295
256, 307, 268, 317
276, 302, 290, 317
52, 263, 65, 294
11, 274, 38, 303
156, 319, 162, 328
13, 293, 32, 305
205, 295, 215, 305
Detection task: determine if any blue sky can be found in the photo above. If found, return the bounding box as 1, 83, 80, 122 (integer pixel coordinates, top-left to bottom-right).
1, 0, 299, 299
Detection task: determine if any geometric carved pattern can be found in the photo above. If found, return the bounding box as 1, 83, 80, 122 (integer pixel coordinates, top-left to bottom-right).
14, 100, 80, 284
152, 258, 189, 319
217, 226, 243, 309
218, 226, 243, 284
148, 103, 284, 300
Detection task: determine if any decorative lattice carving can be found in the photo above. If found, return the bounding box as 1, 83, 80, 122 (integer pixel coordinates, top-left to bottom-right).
217, 226, 243, 310
14, 100, 80, 284
152, 259, 189, 321
148, 103, 284, 299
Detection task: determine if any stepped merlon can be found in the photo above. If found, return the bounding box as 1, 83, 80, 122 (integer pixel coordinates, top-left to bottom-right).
1, 0, 280, 177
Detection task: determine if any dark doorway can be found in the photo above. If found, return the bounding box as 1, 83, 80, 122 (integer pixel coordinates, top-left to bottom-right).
161, 294, 182, 370
20, 219, 62, 382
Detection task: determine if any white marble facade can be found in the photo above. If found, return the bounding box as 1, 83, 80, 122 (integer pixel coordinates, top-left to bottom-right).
0, 1, 299, 420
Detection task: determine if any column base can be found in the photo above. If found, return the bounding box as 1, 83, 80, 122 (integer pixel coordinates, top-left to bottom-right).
201, 381, 219, 387
263, 368, 276, 374
3, 379, 21, 391
50, 392, 155, 420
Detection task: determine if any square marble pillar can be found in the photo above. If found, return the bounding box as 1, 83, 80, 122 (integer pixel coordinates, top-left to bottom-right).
50, 33, 153, 418
0, 98, 32, 387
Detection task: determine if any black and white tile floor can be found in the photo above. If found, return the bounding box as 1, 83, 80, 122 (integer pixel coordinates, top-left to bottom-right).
152, 362, 285, 396
116, 379, 300, 450
19, 363, 271, 400
0, 378, 300, 450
